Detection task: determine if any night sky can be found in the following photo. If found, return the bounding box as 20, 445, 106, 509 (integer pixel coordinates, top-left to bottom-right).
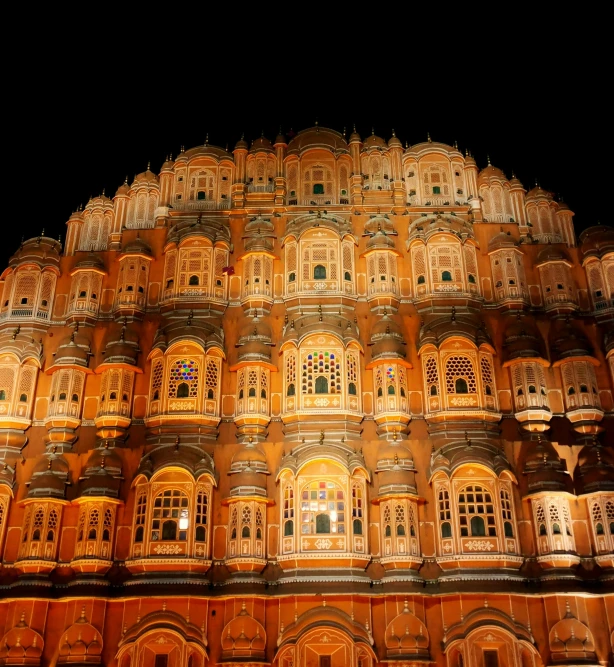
3, 39, 604, 270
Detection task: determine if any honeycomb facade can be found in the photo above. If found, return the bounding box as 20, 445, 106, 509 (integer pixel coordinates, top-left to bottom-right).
0, 126, 613, 667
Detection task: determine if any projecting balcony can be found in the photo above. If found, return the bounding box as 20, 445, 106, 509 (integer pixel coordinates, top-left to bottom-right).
0, 307, 51, 322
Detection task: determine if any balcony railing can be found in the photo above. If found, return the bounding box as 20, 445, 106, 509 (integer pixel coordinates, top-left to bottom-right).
170, 199, 231, 211
247, 184, 275, 193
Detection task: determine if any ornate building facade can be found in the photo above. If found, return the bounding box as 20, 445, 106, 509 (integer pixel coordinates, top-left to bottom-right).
0, 126, 613, 667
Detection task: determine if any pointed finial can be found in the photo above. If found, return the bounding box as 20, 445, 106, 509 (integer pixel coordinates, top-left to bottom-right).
487, 155, 491, 166
204, 134, 209, 146
427, 132, 432, 142
147, 161, 151, 171
392, 128, 396, 137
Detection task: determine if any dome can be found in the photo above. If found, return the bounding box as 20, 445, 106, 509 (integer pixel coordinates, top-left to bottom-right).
370, 310, 406, 361
237, 315, 273, 363
579, 224, 614, 260
98, 322, 140, 367
249, 134, 274, 153
487, 230, 517, 252
477, 163, 508, 185
166, 215, 231, 246
79, 441, 123, 497
286, 125, 349, 156
234, 134, 249, 150
549, 318, 593, 361
375, 438, 418, 496
229, 442, 269, 494
26, 452, 70, 499
523, 437, 570, 494
406, 138, 461, 158
362, 130, 388, 150
503, 313, 546, 361
8, 235, 62, 271
274, 129, 287, 145
348, 126, 361, 143
72, 253, 105, 273
48, 329, 92, 370
85, 193, 113, 210
160, 155, 176, 171
536, 245, 572, 265
574, 442, 614, 494
132, 166, 159, 186
388, 130, 402, 149
121, 235, 152, 257
114, 178, 131, 197
238, 315, 273, 343
407, 212, 475, 243
243, 214, 276, 253
364, 215, 398, 251
509, 172, 525, 189
419, 312, 492, 350
526, 184, 553, 202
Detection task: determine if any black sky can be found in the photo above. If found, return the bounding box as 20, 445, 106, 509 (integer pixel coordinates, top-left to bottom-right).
3, 27, 605, 270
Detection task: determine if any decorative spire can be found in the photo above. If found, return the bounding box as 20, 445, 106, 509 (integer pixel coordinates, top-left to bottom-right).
427, 132, 432, 142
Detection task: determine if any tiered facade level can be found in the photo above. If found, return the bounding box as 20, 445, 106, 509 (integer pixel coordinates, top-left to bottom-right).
0, 127, 613, 667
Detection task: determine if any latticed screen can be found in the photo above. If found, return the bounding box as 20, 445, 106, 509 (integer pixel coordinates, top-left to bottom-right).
168, 359, 199, 398
151, 360, 163, 398
301, 481, 345, 534
445, 356, 477, 393
458, 485, 496, 537
152, 489, 189, 541
301, 351, 341, 394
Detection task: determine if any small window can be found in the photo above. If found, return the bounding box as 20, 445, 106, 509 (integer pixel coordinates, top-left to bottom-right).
441, 270, 452, 281
59, 392, 67, 400
207, 388, 214, 400
88, 528, 97, 540
153, 390, 159, 401
177, 383, 189, 398
455, 378, 469, 394
189, 275, 199, 286
417, 275, 425, 284
385, 524, 391, 537
138, 286, 144, 293
468, 274, 476, 284
314, 265, 326, 279
21, 297, 29, 304
242, 526, 251, 538
315, 376, 328, 394
239, 389, 244, 399
580, 384, 588, 393
248, 387, 256, 397
288, 272, 296, 282
396, 524, 405, 536
349, 382, 357, 395
441, 521, 452, 538
313, 184, 324, 195
79, 290, 87, 298
197, 191, 206, 200
387, 385, 395, 395
377, 387, 383, 397
109, 392, 117, 400
284, 520, 294, 536
1, 390, 7, 400
353, 519, 362, 535
126, 285, 133, 292
135, 526, 144, 542
430, 385, 438, 396
432, 186, 441, 195
72, 393, 79, 402
19, 393, 27, 402
504, 521, 514, 538
344, 271, 351, 281
91, 293, 97, 300
261, 388, 267, 398
287, 383, 295, 396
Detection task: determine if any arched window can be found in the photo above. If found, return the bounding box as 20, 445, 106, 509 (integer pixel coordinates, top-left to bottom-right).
387, 384, 395, 395
455, 378, 468, 393
349, 382, 357, 395
197, 191, 206, 200
417, 275, 425, 284
177, 383, 189, 398
287, 383, 295, 396
288, 272, 296, 282
459, 485, 496, 537
169, 358, 199, 399
0, 390, 5, 400
314, 265, 326, 279
301, 480, 345, 535
315, 376, 328, 394
189, 275, 199, 285
313, 184, 324, 195
151, 489, 189, 542
242, 525, 251, 538
441, 522, 452, 538
442, 270, 452, 281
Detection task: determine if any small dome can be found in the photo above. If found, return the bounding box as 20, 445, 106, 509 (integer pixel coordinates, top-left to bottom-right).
160, 155, 175, 171
234, 135, 249, 150
114, 179, 131, 197
49, 329, 92, 370
575, 442, 614, 494
477, 163, 508, 185
121, 235, 152, 257
72, 253, 105, 273
348, 126, 361, 142
549, 318, 593, 361
536, 245, 571, 265
487, 230, 516, 252
370, 311, 406, 361
526, 185, 553, 202
579, 224, 614, 260
286, 126, 349, 156
503, 313, 546, 361
523, 438, 570, 494
249, 134, 274, 153
98, 323, 140, 367
243, 214, 276, 253
388, 130, 402, 149
362, 131, 387, 150
132, 166, 159, 186
27, 452, 70, 499
274, 130, 286, 145
8, 235, 62, 271
377, 440, 414, 467
509, 173, 524, 189
419, 312, 492, 350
